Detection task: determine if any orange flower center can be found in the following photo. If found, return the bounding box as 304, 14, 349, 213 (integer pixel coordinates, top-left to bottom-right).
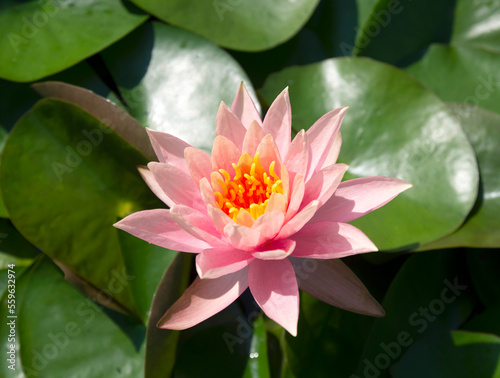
212, 152, 283, 221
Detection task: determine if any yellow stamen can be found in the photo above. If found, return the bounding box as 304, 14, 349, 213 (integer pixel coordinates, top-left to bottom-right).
212, 151, 284, 223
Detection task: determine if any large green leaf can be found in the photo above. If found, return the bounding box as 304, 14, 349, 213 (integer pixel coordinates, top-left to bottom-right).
422, 104, 500, 249
452, 0, 500, 53
8, 256, 145, 377
129, 0, 319, 51
101, 22, 260, 152
260, 57, 478, 250
0, 0, 148, 82
391, 331, 500, 378
354, 0, 455, 66
0, 98, 166, 318
406, 44, 500, 115
355, 250, 476, 377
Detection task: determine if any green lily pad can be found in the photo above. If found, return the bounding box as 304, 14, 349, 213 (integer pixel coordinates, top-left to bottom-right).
406, 44, 500, 115
9, 256, 145, 377
422, 104, 500, 249
0, 218, 38, 270
355, 250, 476, 377
452, 0, 500, 53
463, 305, 500, 336
260, 57, 478, 250
101, 22, 259, 152
0, 98, 165, 318
285, 292, 376, 377
145, 253, 191, 378
129, 0, 319, 51
354, 0, 455, 66
0, 0, 148, 82
391, 331, 500, 378
467, 249, 500, 309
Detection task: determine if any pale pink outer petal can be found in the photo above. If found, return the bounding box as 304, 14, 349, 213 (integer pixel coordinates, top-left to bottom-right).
148, 162, 205, 213
211, 135, 241, 175
262, 87, 291, 158
291, 221, 377, 259
242, 120, 266, 156
231, 82, 262, 128
284, 130, 309, 178
170, 205, 226, 246
158, 268, 249, 330
290, 257, 385, 317
251, 210, 285, 240
306, 107, 348, 181
215, 101, 247, 150
114, 209, 212, 253
184, 147, 213, 185
322, 130, 342, 168
137, 166, 174, 207
252, 239, 296, 260
147, 128, 190, 167
224, 223, 265, 251
196, 246, 254, 279
302, 163, 349, 208
284, 174, 305, 223
248, 258, 299, 336
278, 200, 319, 240
311, 177, 413, 223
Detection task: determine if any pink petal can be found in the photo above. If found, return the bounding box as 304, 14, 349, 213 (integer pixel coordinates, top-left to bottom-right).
256, 134, 282, 175
306, 107, 348, 181
147, 128, 190, 168
265, 192, 287, 214
285, 174, 305, 223
184, 147, 213, 185
215, 101, 247, 150
199, 177, 217, 208
211, 135, 241, 175
114, 209, 211, 253
322, 130, 342, 168
290, 257, 385, 317
291, 221, 377, 259
302, 163, 349, 207
224, 223, 265, 251
252, 239, 296, 260
196, 246, 254, 279
242, 120, 266, 156
158, 268, 249, 330
170, 205, 225, 246
148, 162, 205, 213
262, 87, 292, 157
248, 258, 299, 336
231, 82, 262, 128
235, 208, 255, 227
312, 177, 413, 223
284, 130, 309, 179
207, 205, 234, 236
278, 200, 319, 239
137, 165, 174, 207
251, 210, 285, 240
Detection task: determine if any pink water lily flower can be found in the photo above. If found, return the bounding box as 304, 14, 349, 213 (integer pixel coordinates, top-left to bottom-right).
114, 83, 411, 336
